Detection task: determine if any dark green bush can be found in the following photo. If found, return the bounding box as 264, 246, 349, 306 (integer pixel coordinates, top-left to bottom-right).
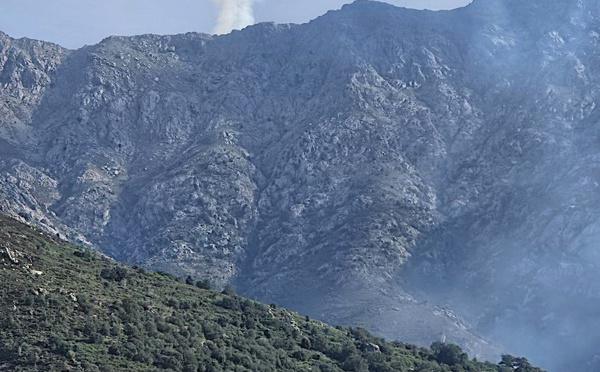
100, 267, 128, 282
431, 342, 468, 366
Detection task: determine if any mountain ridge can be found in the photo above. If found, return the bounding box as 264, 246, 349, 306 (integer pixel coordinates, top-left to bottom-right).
1, 0, 599, 370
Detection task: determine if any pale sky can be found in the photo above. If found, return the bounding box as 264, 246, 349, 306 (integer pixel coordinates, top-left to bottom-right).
0, 0, 471, 49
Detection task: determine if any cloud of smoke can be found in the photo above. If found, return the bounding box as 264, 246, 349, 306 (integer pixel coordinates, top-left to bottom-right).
212, 0, 255, 35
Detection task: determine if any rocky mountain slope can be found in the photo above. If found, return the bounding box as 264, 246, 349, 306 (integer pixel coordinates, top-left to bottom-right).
0, 215, 542, 371
0, 0, 598, 369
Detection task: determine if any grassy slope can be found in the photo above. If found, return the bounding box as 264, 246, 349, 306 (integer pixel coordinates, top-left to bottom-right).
0, 216, 541, 371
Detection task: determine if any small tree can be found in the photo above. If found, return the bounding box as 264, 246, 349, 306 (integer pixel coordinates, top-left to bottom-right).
431, 342, 468, 366
48, 335, 72, 357
222, 284, 236, 296
100, 267, 128, 282
196, 279, 212, 290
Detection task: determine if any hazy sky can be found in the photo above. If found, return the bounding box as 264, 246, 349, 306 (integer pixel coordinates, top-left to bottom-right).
0, 0, 471, 49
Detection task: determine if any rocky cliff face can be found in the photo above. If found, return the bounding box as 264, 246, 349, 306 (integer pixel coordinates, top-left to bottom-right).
0, 0, 598, 369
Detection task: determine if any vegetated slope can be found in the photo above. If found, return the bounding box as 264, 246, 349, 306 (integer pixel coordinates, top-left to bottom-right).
0, 216, 540, 372
0, 0, 599, 369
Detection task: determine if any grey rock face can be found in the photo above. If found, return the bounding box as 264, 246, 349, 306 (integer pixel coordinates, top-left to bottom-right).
1, 0, 599, 369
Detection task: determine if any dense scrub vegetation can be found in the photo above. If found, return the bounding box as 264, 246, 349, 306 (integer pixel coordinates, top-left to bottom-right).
0, 217, 543, 371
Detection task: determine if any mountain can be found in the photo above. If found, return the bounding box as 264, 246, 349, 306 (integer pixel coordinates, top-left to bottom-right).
0, 215, 543, 371
0, 0, 598, 369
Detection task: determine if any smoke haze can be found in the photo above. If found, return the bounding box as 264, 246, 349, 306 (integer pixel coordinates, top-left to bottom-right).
212, 0, 255, 34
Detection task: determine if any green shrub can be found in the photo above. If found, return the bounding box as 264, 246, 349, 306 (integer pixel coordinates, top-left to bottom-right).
100, 267, 128, 282
196, 279, 212, 290
431, 342, 468, 366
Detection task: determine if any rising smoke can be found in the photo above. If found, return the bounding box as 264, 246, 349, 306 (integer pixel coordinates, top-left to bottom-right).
212, 0, 255, 34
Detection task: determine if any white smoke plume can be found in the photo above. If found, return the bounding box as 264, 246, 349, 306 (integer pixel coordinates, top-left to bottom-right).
212, 0, 255, 35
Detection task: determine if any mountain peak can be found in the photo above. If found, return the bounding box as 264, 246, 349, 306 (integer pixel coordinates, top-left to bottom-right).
0, 30, 11, 44
467, 0, 582, 15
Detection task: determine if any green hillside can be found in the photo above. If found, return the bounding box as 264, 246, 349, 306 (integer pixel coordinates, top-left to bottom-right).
0, 216, 542, 371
